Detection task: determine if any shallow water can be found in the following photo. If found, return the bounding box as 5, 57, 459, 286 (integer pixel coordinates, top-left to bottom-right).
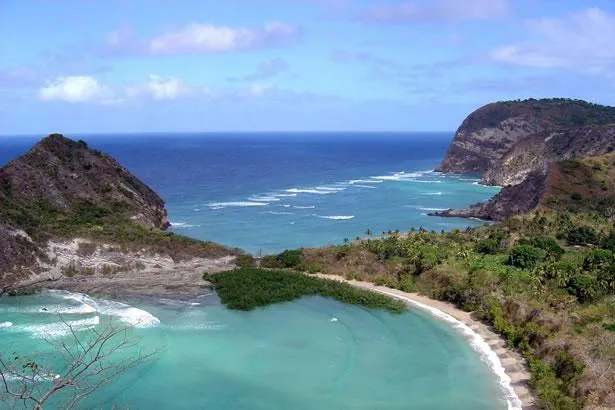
0, 292, 507, 409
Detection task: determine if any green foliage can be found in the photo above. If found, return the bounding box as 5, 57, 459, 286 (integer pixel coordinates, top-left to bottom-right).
508, 244, 543, 269
566, 226, 599, 246
475, 238, 500, 255
261, 249, 303, 269
601, 231, 615, 252
567, 274, 599, 303
204, 268, 406, 313
235, 254, 256, 268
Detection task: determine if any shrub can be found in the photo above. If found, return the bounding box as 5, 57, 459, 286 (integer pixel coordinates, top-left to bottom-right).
508, 245, 543, 269
567, 274, 599, 303
236, 254, 255, 268
566, 226, 598, 246
475, 238, 500, 255
601, 231, 615, 252
276, 249, 302, 268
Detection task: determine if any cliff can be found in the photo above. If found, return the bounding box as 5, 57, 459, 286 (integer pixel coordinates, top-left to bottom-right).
435, 153, 615, 221
0, 134, 237, 293
436, 99, 615, 186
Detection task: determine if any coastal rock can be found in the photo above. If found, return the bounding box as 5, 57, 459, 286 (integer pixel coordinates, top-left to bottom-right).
436, 99, 615, 186
434, 153, 615, 221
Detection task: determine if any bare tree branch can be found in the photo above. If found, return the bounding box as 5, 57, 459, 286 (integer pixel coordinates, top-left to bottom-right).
0, 315, 158, 409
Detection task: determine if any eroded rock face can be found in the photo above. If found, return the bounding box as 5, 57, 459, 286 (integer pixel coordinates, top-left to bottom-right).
0, 134, 169, 230
437, 99, 615, 186
432, 169, 548, 221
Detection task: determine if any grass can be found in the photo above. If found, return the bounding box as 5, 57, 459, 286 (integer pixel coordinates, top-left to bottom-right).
203, 268, 407, 314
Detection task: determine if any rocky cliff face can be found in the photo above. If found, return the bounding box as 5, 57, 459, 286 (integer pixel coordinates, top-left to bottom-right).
0, 134, 169, 230
436, 99, 615, 186
434, 153, 615, 221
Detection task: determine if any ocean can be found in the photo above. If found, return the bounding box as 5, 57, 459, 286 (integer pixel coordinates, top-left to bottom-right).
0, 132, 499, 254
0, 132, 511, 409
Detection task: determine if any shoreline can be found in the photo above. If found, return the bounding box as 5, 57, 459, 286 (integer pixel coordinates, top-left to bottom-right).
312, 273, 537, 410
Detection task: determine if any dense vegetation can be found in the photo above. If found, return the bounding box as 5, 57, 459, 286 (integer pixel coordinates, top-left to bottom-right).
501, 98, 615, 128
1, 198, 236, 260
268, 209, 615, 409
203, 268, 406, 313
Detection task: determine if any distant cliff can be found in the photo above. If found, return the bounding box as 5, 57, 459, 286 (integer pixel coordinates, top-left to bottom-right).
0, 134, 237, 292
436, 99, 615, 186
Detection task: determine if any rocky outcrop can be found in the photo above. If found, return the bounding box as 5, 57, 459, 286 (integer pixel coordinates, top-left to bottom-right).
0, 134, 237, 291
436, 99, 615, 186
434, 153, 615, 221
433, 169, 548, 221
0, 134, 169, 230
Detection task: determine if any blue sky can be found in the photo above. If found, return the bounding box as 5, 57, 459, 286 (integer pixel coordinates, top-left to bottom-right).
1, 0, 614, 134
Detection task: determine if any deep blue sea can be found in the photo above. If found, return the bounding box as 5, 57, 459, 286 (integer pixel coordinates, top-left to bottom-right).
0, 132, 499, 254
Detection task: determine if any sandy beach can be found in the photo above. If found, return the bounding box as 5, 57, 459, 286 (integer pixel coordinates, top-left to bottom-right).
312, 273, 538, 410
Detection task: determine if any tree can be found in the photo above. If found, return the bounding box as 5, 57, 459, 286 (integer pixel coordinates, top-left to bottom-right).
508, 244, 543, 269
0, 316, 157, 409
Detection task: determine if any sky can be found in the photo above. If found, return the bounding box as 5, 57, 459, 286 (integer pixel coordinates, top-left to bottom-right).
1, 0, 615, 135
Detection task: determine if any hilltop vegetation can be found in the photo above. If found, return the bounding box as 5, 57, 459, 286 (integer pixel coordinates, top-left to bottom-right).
264, 206, 615, 409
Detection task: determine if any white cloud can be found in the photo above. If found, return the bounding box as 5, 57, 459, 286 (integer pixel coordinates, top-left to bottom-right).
125, 75, 209, 100
490, 8, 615, 74
362, 0, 510, 23
38, 76, 113, 103
37, 75, 279, 104
148, 22, 300, 55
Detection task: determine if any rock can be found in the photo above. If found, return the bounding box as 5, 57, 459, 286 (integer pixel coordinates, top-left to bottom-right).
436, 99, 615, 186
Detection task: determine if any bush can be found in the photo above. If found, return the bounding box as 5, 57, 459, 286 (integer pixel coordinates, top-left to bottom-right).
475, 238, 500, 255
261, 249, 303, 269
601, 231, 615, 252
567, 274, 599, 303
530, 237, 565, 260
235, 254, 255, 268
566, 226, 598, 246
508, 245, 543, 269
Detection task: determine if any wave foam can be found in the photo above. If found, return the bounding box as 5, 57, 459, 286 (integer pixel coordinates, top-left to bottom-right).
294, 205, 316, 209
371, 288, 523, 410
16, 316, 100, 338
170, 222, 198, 228
264, 211, 294, 215
272, 193, 298, 198
421, 192, 443, 196
249, 196, 281, 202
419, 207, 448, 212
285, 188, 337, 195
347, 179, 383, 184
208, 201, 269, 208
0, 321, 13, 328
352, 184, 377, 189
370, 170, 433, 181
314, 214, 355, 220
50, 290, 160, 328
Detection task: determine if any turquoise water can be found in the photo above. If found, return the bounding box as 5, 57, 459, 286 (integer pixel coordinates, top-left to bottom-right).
0, 133, 510, 409
0, 292, 507, 409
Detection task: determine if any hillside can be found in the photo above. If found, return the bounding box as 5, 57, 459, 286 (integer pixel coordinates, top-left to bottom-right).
435, 153, 615, 221
436, 99, 615, 186
0, 134, 238, 294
